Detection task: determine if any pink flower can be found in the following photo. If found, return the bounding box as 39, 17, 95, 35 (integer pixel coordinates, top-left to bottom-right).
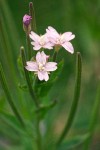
46, 26, 75, 54
25, 51, 57, 81
29, 31, 54, 50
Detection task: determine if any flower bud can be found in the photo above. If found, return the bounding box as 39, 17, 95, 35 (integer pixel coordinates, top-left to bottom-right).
23, 14, 32, 34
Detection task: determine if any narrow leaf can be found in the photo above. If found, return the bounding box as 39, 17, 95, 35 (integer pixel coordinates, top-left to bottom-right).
57, 52, 82, 145
58, 134, 89, 150
0, 63, 25, 128
84, 83, 100, 150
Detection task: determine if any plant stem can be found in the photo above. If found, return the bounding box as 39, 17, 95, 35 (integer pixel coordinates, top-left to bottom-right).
84, 83, 100, 150
20, 46, 39, 108
33, 75, 38, 89
57, 52, 82, 145
0, 63, 25, 128
52, 51, 58, 62
29, 2, 37, 32
36, 115, 42, 150
26, 34, 32, 60
52, 46, 60, 61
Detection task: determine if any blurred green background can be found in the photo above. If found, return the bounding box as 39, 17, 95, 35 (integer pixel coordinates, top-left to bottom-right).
0, 0, 100, 149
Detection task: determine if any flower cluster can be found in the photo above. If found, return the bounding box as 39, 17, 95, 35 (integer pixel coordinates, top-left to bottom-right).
23, 15, 75, 81
29, 26, 75, 54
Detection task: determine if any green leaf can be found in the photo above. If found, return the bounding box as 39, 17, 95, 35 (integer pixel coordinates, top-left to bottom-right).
58, 134, 89, 150
0, 111, 24, 133
0, 120, 21, 142
0, 63, 25, 128
57, 52, 82, 145
84, 83, 100, 150
35, 60, 64, 98
17, 55, 24, 78
0, 95, 5, 110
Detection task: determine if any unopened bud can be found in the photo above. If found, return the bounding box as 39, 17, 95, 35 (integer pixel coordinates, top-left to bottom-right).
23, 14, 32, 34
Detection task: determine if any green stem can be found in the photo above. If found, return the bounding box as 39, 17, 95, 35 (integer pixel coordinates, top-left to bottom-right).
84, 83, 100, 150
26, 34, 32, 60
36, 115, 42, 150
20, 46, 39, 108
29, 2, 37, 32
57, 52, 82, 145
52, 51, 58, 62
0, 63, 25, 128
52, 46, 60, 61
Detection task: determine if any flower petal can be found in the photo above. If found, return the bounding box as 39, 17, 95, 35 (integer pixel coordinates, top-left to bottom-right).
45, 62, 57, 71
62, 42, 74, 54
36, 51, 47, 64
38, 71, 49, 81
31, 41, 41, 50
62, 32, 75, 41
38, 71, 44, 81
29, 31, 40, 42
43, 72, 49, 81
46, 26, 59, 39
43, 42, 54, 49
33, 45, 42, 50
25, 61, 38, 71
48, 26, 59, 35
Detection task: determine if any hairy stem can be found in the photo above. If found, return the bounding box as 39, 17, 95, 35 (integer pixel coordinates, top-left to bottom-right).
20, 46, 39, 108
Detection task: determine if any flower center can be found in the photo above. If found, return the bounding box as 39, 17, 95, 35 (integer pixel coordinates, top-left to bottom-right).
56, 38, 61, 44
38, 62, 45, 71
56, 34, 65, 45
39, 35, 46, 46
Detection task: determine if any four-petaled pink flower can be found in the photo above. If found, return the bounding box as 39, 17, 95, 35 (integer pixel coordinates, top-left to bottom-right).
25, 51, 57, 81
46, 26, 75, 54
29, 32, 54, 50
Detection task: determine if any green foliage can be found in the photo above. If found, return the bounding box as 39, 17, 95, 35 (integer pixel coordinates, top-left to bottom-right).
0, 111, 23, 132
0, 95, 5, 111
58, 134, 89, 150
0, 0, 100, 149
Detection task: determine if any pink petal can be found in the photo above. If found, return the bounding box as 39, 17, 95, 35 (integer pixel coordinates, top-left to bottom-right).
62, 32, 75, 41
31, 42, 41, 50
33, 45, 42, 50
43, 43, 54, 49
26, 61, 38, 71
43, 72, 49, 81
29, 31, 40, 42
38, 71, 44, 81
46, 26, 59, 39
48, 26, 59, 35
36, 51, 47, 64
31, 41, 38, 46
62, 42, 74, 54
38, 71, 49, 81
45, 62, 57, 71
